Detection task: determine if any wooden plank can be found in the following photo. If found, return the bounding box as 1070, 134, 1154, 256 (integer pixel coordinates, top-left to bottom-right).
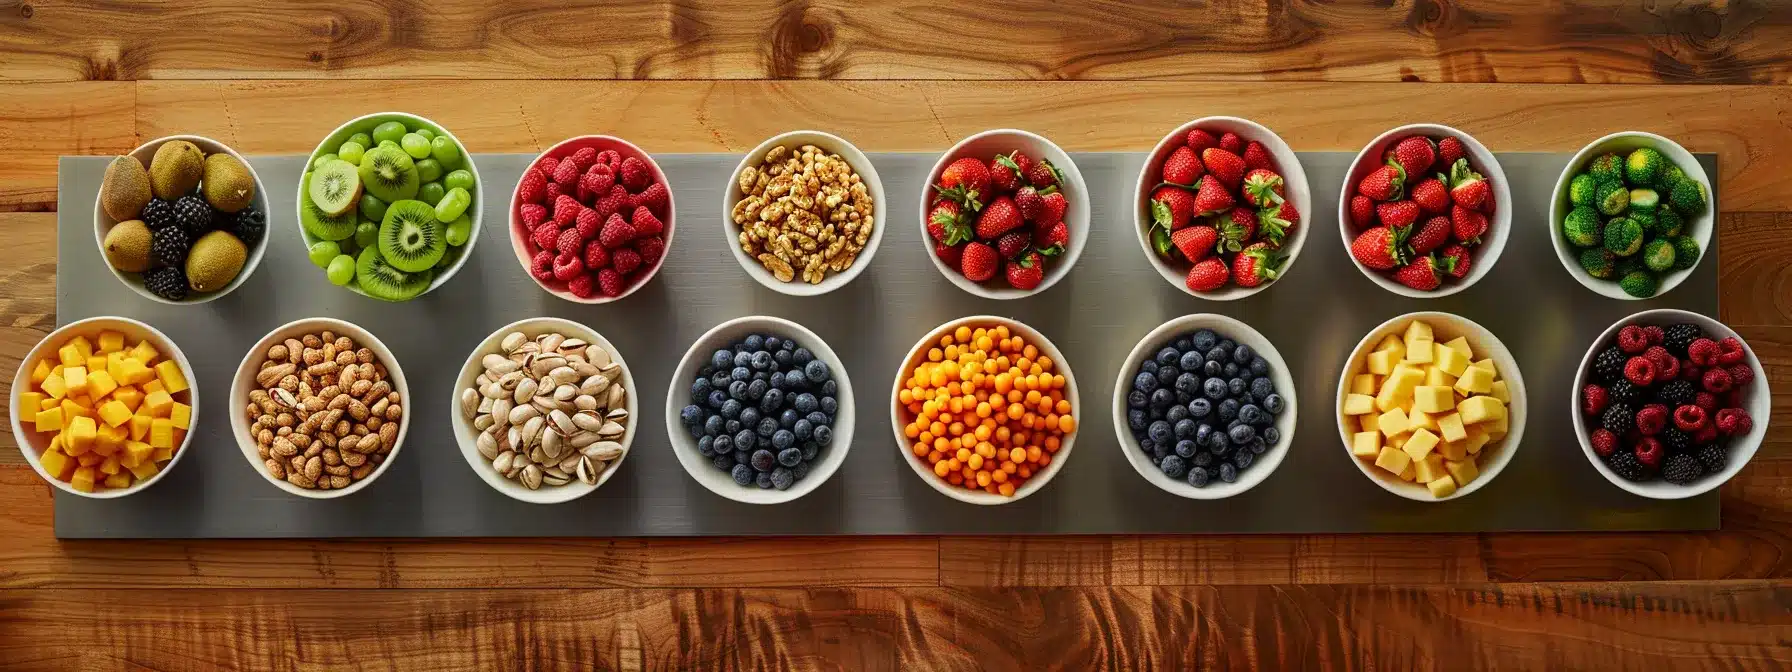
5, 1, 1792, 84
0, 83, 135, 212
0, 583, 1788, 669
1720, 213, 1792, 325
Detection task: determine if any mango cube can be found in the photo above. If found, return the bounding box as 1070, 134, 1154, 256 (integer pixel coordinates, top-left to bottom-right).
85, 369, 119, 400
1378, 407, 1411, 439
1489, 380, 1510, 404
1409, 409, 1437, 432
149, 418, 175, 449
129, 414, 152, 441
1376, 364, 1425, 411
61, 366, 88, 397
98, 454, 121, 475
38, 446, 72, 480
122, 440, 154, 468
98, 331, 126, 353
39, 372, 67, 399
151, 445, 173, 462
127, 457, 160, 481
1425, 366, 1457, 388
1454, 365, 1493, 395
1367, 349, 1397, 376
1438, 412, 1467, 443
1413, 386, 1455, 413
112, 386, 144, 413
103, 472, 133, 489
128, 340, 159, 365
76, 452, 103, 467
33, 406, 63, 433
142, 390, 174, 418
1438, 439, 1467, 461
153, 361, 189, 394
1389, 433, 1408, 451
18, 391, 44, 414
1446, 458, 1480, 487
85, 354, 107, 374
1465, 426, 1490, 455
1374, 445, 1412, 475
1434, 342, 1471, 377
57, 343, 84, 367
1442, 336, 1472, 358
1403, 320, 1433, 343
1458, 395, 1506, 425
59, 399, 90, 422
93, 424, 125, 455
1343, 394, 1376, 416
1414, 453, 1447, 483
1483, 414, 1510, 440
1398, 462, 1417, 482
1472, 358, 1496, 376
1402, 428, 1440, 461
1404, 335, 1434, 363
119, 358, 155, 386
169, 402, 191, 430
69, 336, 93, 358
1352, 431, 1383, 458
1359, 410, 1381, 433
1351, 374, 1378, 396
97, 399, 133, 427
1427, 476, 1458, 498
1376, 334, 1405, 355
70, 466, 96, 493
66, 416, 97, 453
140, 378, 164, 395
29, 359, 52, 386
38, 397, 57, 411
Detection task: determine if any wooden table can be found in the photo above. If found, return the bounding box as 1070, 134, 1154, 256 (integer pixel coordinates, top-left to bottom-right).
3, 2, 1791, 668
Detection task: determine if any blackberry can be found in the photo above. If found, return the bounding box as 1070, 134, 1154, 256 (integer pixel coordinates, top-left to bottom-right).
1660, 453, 1704, 485
1696, 443, 1727, 473
1660, 427, 1693, 453
1655, 379, 1696, 406
231, 206, 266, 246
1606, 451, 1648, 481
139, 198, 175, 230
1607, 379, 1644, 406
1591, 346, 1627, 384
1662, 323, 1703, 357
151, 226, 191, 267
1600, 403, 1634, 435
143, 266, 188, 301
171, 195, 213, 235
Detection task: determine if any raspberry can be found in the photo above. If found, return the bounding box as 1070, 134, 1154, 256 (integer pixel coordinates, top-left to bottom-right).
1581, 384, 1609, 418
1693, 391, 1718, 410
1694, 424, 1719, 446
1642, 325, 1664, 345
599, 212, 637, 249
1716, 408, 1753, 436
633, 182, 670, 218
612, 247, 642, 275
567, 272, 597, 298
1687, 338, 1721, 366
1728, 364, 1755, 388
1702, 368, 1733, 394
552, 195, 582, 227
596, 149, 621, 168
544, 181, 563, 203
552, 250, 584, 281
1673, 405, 1707, 432
635, 236, 665, 267
594, 185, 628, 222
1617, 325, 1650, 353
1642, 346, 1673, 371
1680, 362, 1702, 381
1589, 428, 1619, 457
531, 222, 559, 251
530, 250, 555, 281
537, 156, 560, 177
1623, 357, 1656, 386
596, 268, 626, 297
575, 208, 602, 242
519, 203, 548, 229
578, 163, 615, 201
1633, 436, 1664, 470
1634, 404, 1667, 435
517, 168, 548, 204
583, 240, 610, 270
630, 206, 664, 238
552, 158, 581, 187
619, 156, 652, 191
568, 147, 598, 171
1717, 337, 1746, 365
556, 227, 585, 254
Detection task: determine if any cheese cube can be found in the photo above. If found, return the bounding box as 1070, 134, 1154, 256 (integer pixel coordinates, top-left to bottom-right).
1351, 374, 1378, 396
1427, 476, 1458, 498
1367, 349, 1397, 376
122, 440, 154, 468
1425, 366, 1457, 388
1389, 433, 1408, 451
32, 406, 62, 433
1343, 394, 1376, 416
70, 466, 96, 493
1376, 364, 1425, 411
1458, 395, 1506, 425
39, 372, 68, 399
97, 400, 133, 428
1465, 426, 1490, 454
1413, 386, 1455, 413
1438, 439, 1467, 461
1414, 453, 1447, 483
129, 413, 152, 441
61, 366, 88, 397
1352, 431, 1382, 458
169, 402, 191, 430
66, 416, 97, 454
128, 340, 159, 365
1359, 410, 1381, 434
1483, 414, 1509, 440
85, 370, 119, 400
1378, 408, 1411, 439
1454, 365, 1493, 395
1405, 335, 1434, 363
149, 418, 175, 449
1398, 463, 1417, 481
103, 472, 133, 489
18, 391, 44, 415
154, 361, 189, 394
1403, 320, 1434, 343
118, 358, 155, 386
1442, 336, 1472, 358
1409, 409, 1437, 432
127, 457, 160, 481
1434, 343, 1471, 377
1489, 380, 1510, 404
1446, 458, 1480, 486
142, 390, 174, 418
98, 331, 126, 353
1374, 445, 1412, 475
57, 343, 84, 368
39, 446, 72, 480
1472, 358, 1496, 376
1402, 428, 1440, 461
1437, 412, 1468, 443
112, 386, 144, 413
29, 359, 51, 386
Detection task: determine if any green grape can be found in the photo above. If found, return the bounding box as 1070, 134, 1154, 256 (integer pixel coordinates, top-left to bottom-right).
326, 255, 357, 286
415, 158, 443, 183
418, 181, 446, 206
372, 121, 408, 145
347, 132, 373, 148
313, 153, 338, 169
443, 169, 474, 191
414, 128, 435, 141
435, 244, 462, 269
400, 133, 432, 159
307, 240, 341, 268
435, 187, 472, 222
354, 221, 378, 249
378, 139, 400, 151
358, 194, 388, 222
337, 141, 366, 166
430, 135, 461, 168
444, 214, 473, 246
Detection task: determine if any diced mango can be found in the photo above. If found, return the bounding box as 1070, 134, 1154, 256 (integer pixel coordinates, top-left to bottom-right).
76, 451, 103, 466
1414, 453, 1447, 483
129, 413, 152, 441
99, 453, 121, 475
119, 358, 155, 386
85, 369, 119, 401
149, 418, 175, 449
1343, 393, 1376, 416
1351, 374, 1377, 396
1471, 358, 1496, 376
112, 386, 144, 413
1376, 364, 1424, 411
169, 402, 191, 430
61, 366, 88, 397
19, 391, 44, 414
128, 340, 159, 365
1489, 380, 1510, 404
106, 351, 127, 381
32, 406, 62, 433
1404, 334, 1434, 363
38, 397, 57, 411
127, 457, 160, 481
142, 390, 174, 418
139, 378, 164, 395
1403, 428, 1440, 461
1376, 334, 1405, 354
1374, 445, 1412, 475
39, 446, 73, 480
97, 399, 133, 427
1465, 426, 1490, 455
1359, 410, 1381, 434
1366, 349, 1397, 376
1413, 386, 1455, 413
1458, 395, 1506, 425
69, 336, 93, 359
1352, 431, 1383, 458
66, 416, 96, 454
93, 424, 125, 455
1398, 462, 1417, 482
103, 472, 133, 489
1438, 412, 1467, 443
1483, 414, 1509, 440
1446, 458, 1480, 487
85, 354, 107, 374
1378, 407, 1411, 439
1409, 409, 1437, 432
70, 466, 96, 492
39, 372, 67, 399
151, 445, 173, 462
1389, 433, 1408, 451
59, 399, 89, 422
122, 440, 153, 468
29, 359, 51, 386
57, 343, 84, 367
1454, 365, 1493, 395
1427, 476, 1458, 498
1424, 366, 1457, 388
1403, 320, 1433, 343
1442, 336, 1472, 358
1434, 343, 1471, 377
98, 330, 125, 353
154, 361, 189, 394
1438, 439, 1467, 461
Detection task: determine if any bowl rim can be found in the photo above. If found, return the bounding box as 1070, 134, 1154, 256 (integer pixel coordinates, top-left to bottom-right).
720, 130, 886, 296
298, 111, 484, 302
1110, 313, 1297, 499
450, 316, 638, 504
663, 315, 855, 504
1336, 123, 1513, 299
228, 317, 411, 498
889, 315, 1079, 504
1130, 116, 1314, 300
1546, 131, 1715, 300
508, 135, 677, 304
917, 128, 1091, 300
9, 316, 201, 499
1571, 309, 1769, 498
94, 134, 273, 305
1334, 310, 1528, 502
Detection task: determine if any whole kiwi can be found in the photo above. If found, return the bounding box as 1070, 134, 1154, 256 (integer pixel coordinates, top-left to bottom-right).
102, 219, 154, 273
202, 153, 256, 213
149, 140, 206, 200
99, 155, 152, 221
185, 230, 247, 293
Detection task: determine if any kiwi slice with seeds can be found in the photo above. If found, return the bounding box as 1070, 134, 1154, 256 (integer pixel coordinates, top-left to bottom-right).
358, 145, 420, 203
307, 159, 362, 216
299, 171, 358, 241
355, 246, 431, 302
378, 199, 447, 273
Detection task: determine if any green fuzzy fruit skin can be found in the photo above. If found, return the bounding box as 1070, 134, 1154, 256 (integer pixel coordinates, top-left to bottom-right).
1670, 236, 1702, 271
358, 145, 420, 203
1568, 173, 1598, 207
1562, 206, 1604, 247
1628, 188, 1659, 213
1656, 164, 1687, 192
1656, 207, 1685, 237
378, 200, 447, 273
1587, 154, 1624, 184
1596, 180, 1629, 216
1602, 217, 1644, 257
298, 172, 358, 242
1626, 147, 1664, 185
1669, 179, 1707, 215
1642, 239, 1676, 272
354, 246, 431, 302
1618, 269, 1658, 298
1629, 211, 1658, 238
1579, 248, 1617, 279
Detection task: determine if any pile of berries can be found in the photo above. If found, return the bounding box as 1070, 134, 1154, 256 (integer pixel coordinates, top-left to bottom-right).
1125, 328, 1286, 487
1582, 321, 1757, 485
515, 145, 670, 299
926, 150, 1070, 291
1146, 128, 1297, 293
1346, 134, 1495, 291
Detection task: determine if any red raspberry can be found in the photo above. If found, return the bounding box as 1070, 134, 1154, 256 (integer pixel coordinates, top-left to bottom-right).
597, 150, 621, 168
551, 250, 584, 281
630, 206, 664, 238
583, 240, 610, 271
1589, 428, 1619, 457
552, 158, 581, 187
1642, 325, 1664, 345
556, 227, 585, 254
596, 268, 626, 297
529, 249, 555, 281
1652, 353, 1679, 380
1635, 404, 1667, 435
1581, 384, 1609, 418
567, 272, 597, 298
1716, 408, 1754, 436
1633, 437, 1664, 470
1702, 367, 1733, 394
1728, 364, 1755, 388
568, 147, 598, 171
537, 156, 560, 177
519, 203, 549, 229
1616, 325, 1649, 353
1694, 424, 1719, 445
1726, 389, 1746, 409
594, 184, 628, 221
1687, 338, 1721, 366
552, 195, 582, 227
1680, 363, 1702, 381
1693, 392, 1718, 411
1642, 346, 1674, 371
935, 241, 963, 268
517, 168, 548, 205
619, 156, 652, 191
1623, 356, 1656, 386
531, 222, 559, 251
575, 208, 602, 242
1717, 337, 1746, 365
599, 212, 637, 249
633, 182, 671, 218
611, 247, 642, 275
578, 163, 615, 201
1673, 405, 1707, 432
635, 236, 665, 268
544, 181, 563, 203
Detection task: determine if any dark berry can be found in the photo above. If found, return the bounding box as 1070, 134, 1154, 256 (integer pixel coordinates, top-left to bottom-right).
1174, 439, 1197, 458
1179, 350, 1204, 371
1662, 323, 1703, 357
1218, 462, 1238, 483
171, 195, 212, 235
1134, 371, 1159, 393
1606, 451, 1647, 481
1227, 423, 1255, 444
1189, 398, 1212, 418
1660, 453, 1704, 485
1600, 403, 1635, 435
1656, 379, 1696, 406
1186, 466, 1211, 488
756, 472, 774, 489
771, 467, 795, 490
1696, 443, 1727, 473
731, 463, 754, 485
140, 198, 175, 230
1591, 346, 1627, 384
231, 206, 266, 246
1262, 426, 1280, 445
1202, 378, 1226, 400
804, 359, 830, 383
1233, 449, 1254, 470
1263, 393, 1285, 415
1160, 455, 1187, 479
151, 225, 191, 267
1249, 377, 1274, 400
1660, 427, 1692, 453
1607, 379, 1644, 405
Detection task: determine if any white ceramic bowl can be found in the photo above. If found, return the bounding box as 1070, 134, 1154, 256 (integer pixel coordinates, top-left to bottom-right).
665, 316, 854, 504
1336, 311, 1527, 501
1132, 117, 1312, 300
511, 136, 676, 304
451, 317, 637, 504
1573, 309, 1769, 499
891, 316, 1080, 504
1338, 124, 1512, 298
1548, 132, 1714, 300
1111, 314, 1296, 499
10, 317, 198, 498
229, 318, 410, 498
94, 135, 271, 305
919, 129, 1090, 299
300, 112, 483, 302
722, 130, 885, 296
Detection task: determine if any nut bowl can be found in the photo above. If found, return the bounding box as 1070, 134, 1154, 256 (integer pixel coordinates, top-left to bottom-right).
722, 130, 884, 296
453, 317, 636, 504
920, 129, 1090, 299
511, 135, 675, 304
1548, 132, 1714, 300
230, 318, 410, 499
10, 317, 199, 498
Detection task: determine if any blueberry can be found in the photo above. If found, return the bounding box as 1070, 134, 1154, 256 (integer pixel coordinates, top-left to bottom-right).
1150, 388, 1175, 409
711, 371, 731, 389
1179, 350, 1204, 371
1238, 404, 1264, 426
780, 408, 800, 428
807, 411, 829, 427
1218, 338, 1236, 351
1149, 407, 1166, 421
1204, 360, 1223, 376
732, 366, 752, 383
792, 462, 810, 481
793, 347, 814, 366
680, 404, 704, 426
749, 449, 776, 472
1174, 418, 1197, 439
1176, 390, 1194, 405
1175, 439, 1198, 458
697, 435, 716, 457
820, 396, 838, 415
758, 417, 779, 437
1219, 462, 1238, 483
804, 360, 830, 383
1192, 330, 1218, 351
802, 441, 820, 461
1234, 449, 1255, 470
1228, 423, 1256, 444
1134, 371, 1159, 393
1156, 347, 1180, 367
821, 380, 837, 396
813, 424, 833, 446
1222, 362, 1239, 378
690, 422, 708, 438
1140, 360, 1160, 376
1195, 423, 1213, 444
771, 467, 795, 490
1128, 409, 1148, 431
1192, 451, 1214, 467
1263, 393, 1286, 415
1152, 444, 1170, 462
1203, 378, 1227, 400
733, 350, 753, 368
727, 381, 748, 400
1189, 398, 1212, 418
735, 449, 751, 465
1160, 455, 1188, 479
760, 388, 784, 413
731, 463, 754, 485
754, 371, 771, 383
1156, 366, 1178, 387
776, 443, 801, 465
1175, 373, 1200, 396
735, 430, 757, 452
1187, 466, 1211, 487
691, 378, 714, 401
708, 390, 728, 409
1262, 426, 1281, 445
720, 399, 743, 419
739, 407, 761, 428
1138, 438, 1156, 455
1227, 377, 1246, 397
764, 336, 782, 351
773, 350, 792, 367
751, 351, 774, 371
703, 415, 725, 437
1218, 398, 1239, 423
1249, 356, 1269, 377
794, 393, 819, 414
725, 419, 742, 435
746, 379, 769, 401
756, 472, 774, 489
1205, 346, 1228, 364
769, 371, 785, 389
1148, 420, 1173, 444
1128, 390, 1148, 409
714, 451, 737, 470
714, 434, 733, 453
1209, 435, 1232, 457
1250, 377, 1275, 400
783, 368, 808, 389
794, 419, 813, 440
1249, 437, 1267, 455
1166, 405, 1189, 423
743, 334, 765, 351
1174, 338, 1192, 352
1232, 343, 1253, 364
712, 349, 735, 370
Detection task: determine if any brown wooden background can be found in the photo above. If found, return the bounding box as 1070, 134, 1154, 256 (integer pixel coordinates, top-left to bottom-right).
3, 1, 1792, 669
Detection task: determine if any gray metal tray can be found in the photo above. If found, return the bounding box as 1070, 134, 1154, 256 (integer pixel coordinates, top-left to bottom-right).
52, 151, 1718, 538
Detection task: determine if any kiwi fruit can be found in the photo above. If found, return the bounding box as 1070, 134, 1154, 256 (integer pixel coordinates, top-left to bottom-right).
355, 246, 431, 302
201, 153, 256, 213
102, 219, 153, 273
358, 145, 420, 203
308, 160, 362, 217
99, 155, 152, 221
377, 199, 446, 273
185, 230, 247, 293
299, 171, 358, 241
149, 140, 205, 199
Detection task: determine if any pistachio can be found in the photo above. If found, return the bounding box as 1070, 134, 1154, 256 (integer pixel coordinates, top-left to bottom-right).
501, 332, 527, 353
463, 327, 630, 489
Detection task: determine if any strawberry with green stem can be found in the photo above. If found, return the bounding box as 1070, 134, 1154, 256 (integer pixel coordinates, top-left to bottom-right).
1232, 242, 1285, 288
1447, 158, 1490, 211
1215, 207, 1258, 254
936, 157, 991, 210
1257, 200, 1298, 248
1034, 220, 1068, 257
1350, 225, 1407, 270
927, 199, 972, 246
1392, 255, 1442, 291
1241, 169, 1285, 207
1160, 146, 1204, 187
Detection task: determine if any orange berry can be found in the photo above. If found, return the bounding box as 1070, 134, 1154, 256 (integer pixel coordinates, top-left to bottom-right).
975, 424, 992, 441
933, 460, 951, 477
1007, 404, 1024, 419
1044, 436, 1060, 450
1059, 415, 1076, 433
955, 326, 972, 342
998, 482, 1016, 497
1023, 344, 1038, 359
1055, 399, 1070, 414
976, 470, 991, 487
1008, 446, 1026, 463
1018, 465, 1033, 478
1027, 445, 1043, 462
968, 453, 984, 470
1038, 453, 1052, 466
939, 335, 953, 347
904, 424, 920, 439
975, 402, 992, 418
1037, 355, 1052, 371
927, 348, 942, 362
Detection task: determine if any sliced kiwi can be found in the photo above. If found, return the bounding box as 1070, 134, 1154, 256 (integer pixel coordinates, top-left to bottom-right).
358, 145, 419, 203
355, 246, 431, 302
299, 171, 358, 241
307, 159, 361, 216
378, 199, 447, 273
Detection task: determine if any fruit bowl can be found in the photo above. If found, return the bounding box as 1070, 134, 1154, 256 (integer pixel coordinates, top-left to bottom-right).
510, 135, 674, 303
299, 112, 483, 302
93, 134, 271, 305
1548, 132, 1713, 300
1336, 311, 1527, 502
891, 316, 1080, 504
452, 317, 637, 504
1338, 124, 1512, 298
1573, 310, 1768, 499
229, 318, 411, 499
723, 130, 884, 296
1132, 117, 1312, 300
664, 316, 854, 504
920, 129, 1090, 299
1111, 314, 1296, 499
10, 316, 199, 499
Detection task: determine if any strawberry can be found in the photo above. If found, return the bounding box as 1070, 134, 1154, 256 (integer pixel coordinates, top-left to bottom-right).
1408, 216, 1451, 255
1150, 185, 1196, 231
596, 268, 627, 297
1186, 257, 1230, 292
1438, 136, 1467, 167
1186, 129, 1219, 153
996, 230, 1031, 259
1218, 132, 1243, 154
1170, 225, 1217, 262
1192, 176, 1235, 216
1409, 177, 1450, 214
629, 206, 664, 238
1241, 169, 1285, 207
1350, 226, 1406, 270
1392, 255, 1442, 291
1242, 141, 1276, 171
567, 273, 598, 299
1376, 200, 1421, 230
1034, 220, 1068, 256
990, 153, 1023, 192
583, 239, 610, 270
1015, 186, 1045, 221
1200, 148, 1246, 188
1447, 158, 1490, 211
611, 247, 642, 275
553, 194, 582, 227
1258, 200, 1298, 247
519, 203, 549, 229
1349, 195, 1377, 229
975, 196, 1026, 239
934, 241, 963, 268
517, 168, 548, 204
927, 199, 971, 245
618, 156, 651, 191
598, 212, 636, 249
1450, 204, 1489, 244
531, 220, 559, 251
552, 158, 582, 187
1005, 251, 1045, 290
1385, 136, 1436, 178
575, 207, 603, 242
960, 242, 999, 282
937, 157, 990, 208
530, 250, 555, 281
1008, 152, 1033, 180
1215, 207, 1258, 253
1232, 242, 1285, 288
552, 249, 585, 281
1356, 164, 1404, 201
578, 163, 616, 201
1026, 159, 1062, 189
632, 182, 670, 219
1160, 146, 1204, 186
635, 236, 665, 268
1038, 191, 1068, 224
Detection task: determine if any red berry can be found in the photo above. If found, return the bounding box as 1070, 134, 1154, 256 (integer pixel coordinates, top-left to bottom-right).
1635, 404, 1667, 435
537, 156, 560, 177
1616, 325, 1649, 353
556, 227, 585, 255
552, 158, 581, 187
1717, 337, 1746, 365
1728, 364, 1756, 388
611, 247, 642, 275
633, 182, 671, 219
578, 163, 615, 201
635, 236, 666, 268
619, 157, 652, 191
1673, 405, 1707, 432
551, 250, 584, 281
596, 150, 621, 168
1218, 132, 1243, 154
598, 212, 637, 249
1623, 356, 1656, 386
1686, 338, 1721, 366
567, 273, 597, 298
1715, 408, 1754, 437
1642, 325, 1664, 345
574, 207, 602, 242
1694, 392, 1718, 411
630, 206, 665, 238
1589, 428, 1619, 458
1695, 424, 1719, 446
1681, 362, 1702, 382
567, 147, 598, 170
519, 203, 549, 229
552, 195, 582, 227
1581, 384, 1609, 418
1633, 437, 1664, 470
1643, 346, 1677, 379
529, 250, 555, 282
544, 181, 563, 203
596, 268, 627, 297
934, 241, 962, 268
1186, 129, 1218, 153
517, 168, 548, 204
959, 242, 999, 282
530, 222, 559, 251
1348, 195, 1377, 230
1702, 367, 1733, 394
582, 240, 610, 271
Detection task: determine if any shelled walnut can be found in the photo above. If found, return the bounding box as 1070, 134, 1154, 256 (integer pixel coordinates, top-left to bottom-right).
732, 143, 874, 284
245, 330, 401, 490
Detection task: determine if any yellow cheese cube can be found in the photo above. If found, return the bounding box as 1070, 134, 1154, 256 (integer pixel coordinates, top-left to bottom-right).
1472, 358, 1496, 376
129, 413, 152, 441
67, 416, 97, 454
1424, 366, 1457, 388
128, 340, 159, 365
18, 391, 44, 414
149, 418, 175, 449
112, 386, 144, 413
1489, 380, 1510, 404
32, 406, 62, 433
1352, 431, 1382, 458
1409, 409, 1437, 432
1398, 463, 1417, 482
1414, 453, 1447, 483
61, 366, 88, 397
1442, 336, 1472, 358
1374, 445, 1412, 475
85, 370, 119, 400
1403, 320, 1434, 343
127, 457, 160, 481
119, 359, 155, 386
1454, 365, 1493, 395
103, 472, 133, 489
1483, 414, 1509, 440
140, 378, 164, 395
1458, 395, 1506, 425
142, 390, 174, 418
169, 402, 191, 430
1351, 374, 1378, 396
1378, 407, 1411, 439
57, 343, 84, 367
122, 440, 153, 468
1434, 343, 1471, 377
70, 466, 96, 493
1375, 334, 1405, 354
1438, 439, 1467, 461
1465, 426, 1490, 455
1413, 386, 1455, 413
1402, 428, 1440, 461
1343, 393, 1376, 416
1437, 412, 1467, 443
97, 399, 133, 427
29, 359, 51, 386
38, 397, 57, 411
1389, 433, 1408, 451
98, 330, 126, 353
1404, 335, 1434, 363
1427, 476, 1458, 498
38, 446, 73, 480
1359, 410, 1381, 434
1366, 349, 1397, 376
98, 453, 121, 475
1446, 458, 1480, 487
153, 361, 189, 394
1376, 364, 1425, 412
39, 372, 67, 399
151, 445, 173, 462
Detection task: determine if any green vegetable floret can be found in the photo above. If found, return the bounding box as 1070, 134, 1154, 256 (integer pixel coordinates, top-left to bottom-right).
1568, 173, 1599, 207
1626, 147, 1664, 185
1579, 248, 1616, 279
1628, 188, 1659, 213
1629, 210, 1658, 237
1587, 154, 1624, 184
1656, 164, 1687, 192
1655, 207, 1684, 237
1596, 180, 1629, 216
1562, 206, 1603, 247
1669, 178, 1708, 215
1618, 269, 1659, 298
1670, 236, 1701, 271
1642, 239, 1676, 272
1603, 217, 1644, 257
